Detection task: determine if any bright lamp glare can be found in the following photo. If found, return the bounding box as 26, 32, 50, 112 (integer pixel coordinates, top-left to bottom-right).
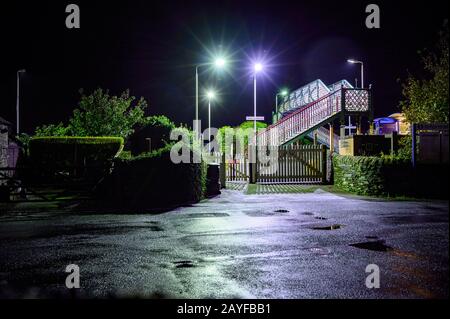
214, 58, 226, 68
254, 63, 263, 72
281, 90, 288, 96
347, 59, 359, 64
206, 91, 215, 99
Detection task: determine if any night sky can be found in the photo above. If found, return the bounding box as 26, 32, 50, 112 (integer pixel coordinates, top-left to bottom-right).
1, 0, 448, 133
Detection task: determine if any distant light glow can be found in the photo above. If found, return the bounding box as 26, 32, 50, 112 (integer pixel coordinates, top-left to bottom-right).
280, 89, 288, 96
347, 59, 362, 64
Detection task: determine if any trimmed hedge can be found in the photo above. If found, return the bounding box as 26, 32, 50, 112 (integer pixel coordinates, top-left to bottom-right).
96, 144, 207, 210
29, 136, 124, 168
334, 155, 448, 198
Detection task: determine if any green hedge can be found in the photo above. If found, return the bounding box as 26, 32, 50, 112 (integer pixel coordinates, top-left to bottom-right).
96, 144, 206, 210
333, 155, 448, 198
29, 136, 124, 168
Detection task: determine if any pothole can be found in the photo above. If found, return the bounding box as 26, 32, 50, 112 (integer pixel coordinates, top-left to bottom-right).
302, 212, 314, 216
173, 260, 196, 268
350, 240, 393, 252
274, 209, 289, 213
149, 226, 164, 231
314, 216, 327, 220
312, 224, 342, 230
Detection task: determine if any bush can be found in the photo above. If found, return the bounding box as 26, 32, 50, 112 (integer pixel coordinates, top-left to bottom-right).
29, 136, 124, 169
127, 115, 176, 155
96, 143, 206, 210
333, 155, 448, 198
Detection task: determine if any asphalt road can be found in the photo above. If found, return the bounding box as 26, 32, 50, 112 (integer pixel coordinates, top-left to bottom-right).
0, 189, 448, 298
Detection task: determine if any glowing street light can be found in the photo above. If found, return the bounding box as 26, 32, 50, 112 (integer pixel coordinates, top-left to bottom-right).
254, 63, 263, 73
206, 89, 216, 152
214, 57, 226, 68
347, 59, 364, 88
195, 57, 227, 139
206, 90, 216, 100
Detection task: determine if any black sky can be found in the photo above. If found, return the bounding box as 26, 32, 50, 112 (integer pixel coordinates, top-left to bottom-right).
1, 0, 448, 133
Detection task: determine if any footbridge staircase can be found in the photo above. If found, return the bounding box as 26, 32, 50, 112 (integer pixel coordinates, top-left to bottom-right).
261, 79, 372, 151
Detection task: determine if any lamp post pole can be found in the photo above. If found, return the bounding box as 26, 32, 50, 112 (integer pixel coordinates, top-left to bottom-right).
208, 98, 211, 153
253, 74, 257, 137
360, 62, 364, 89
195, 66, 199, 139
16, 69, 26, 136
347, 59, 364, 89
275, 90, 288, 122
194, 58, 226, 140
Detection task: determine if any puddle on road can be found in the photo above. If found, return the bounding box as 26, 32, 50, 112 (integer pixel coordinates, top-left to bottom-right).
173, 260, 196, 268
244, 210, 277, 217
274, 209, 289, 213
350, 240, 393, 252
302, 212, 314, 216
314, 216, 327, 220
311, 224, 343, 230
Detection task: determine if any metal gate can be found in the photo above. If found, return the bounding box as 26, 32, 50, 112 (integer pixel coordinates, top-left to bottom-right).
222, 144, 327, 184
257, 144, 327, 184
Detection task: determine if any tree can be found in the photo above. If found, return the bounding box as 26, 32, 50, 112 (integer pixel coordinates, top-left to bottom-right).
217, 121, 268, 153
128, 115, 176, 155
68, 89, 148, 139
400, 20, 449, 124
35, 122, 70, 137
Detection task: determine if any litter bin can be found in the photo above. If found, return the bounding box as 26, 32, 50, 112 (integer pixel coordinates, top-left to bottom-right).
206, 163, 221, 196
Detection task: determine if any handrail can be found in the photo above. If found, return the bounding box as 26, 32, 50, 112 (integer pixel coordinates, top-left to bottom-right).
258, 88, 343, 146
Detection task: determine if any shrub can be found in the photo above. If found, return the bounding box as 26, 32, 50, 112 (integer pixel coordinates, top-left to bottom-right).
128, 115, 176, 155
29, 136, 124, 169
333, 154, 448, 198
96, 143, 206, 210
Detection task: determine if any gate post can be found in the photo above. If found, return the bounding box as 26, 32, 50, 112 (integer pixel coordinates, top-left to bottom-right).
329, 123, 334, 154
220, 152, 226, 189
249, 144, 257, 184
321, 144, 327, 184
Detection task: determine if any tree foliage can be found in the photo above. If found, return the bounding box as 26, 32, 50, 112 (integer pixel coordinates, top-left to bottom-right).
34, 89, 148, 140
35, 122, 70, 137
68, 89, 148, 138
400, 20, 449, 124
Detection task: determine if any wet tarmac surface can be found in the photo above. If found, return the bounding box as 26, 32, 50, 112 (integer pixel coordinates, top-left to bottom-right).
0, 189, 448, 298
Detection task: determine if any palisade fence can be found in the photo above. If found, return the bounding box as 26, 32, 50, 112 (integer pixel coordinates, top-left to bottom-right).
207, 144, 326, 184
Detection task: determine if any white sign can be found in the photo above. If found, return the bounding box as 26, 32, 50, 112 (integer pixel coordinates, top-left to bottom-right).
246, 116, 265, 121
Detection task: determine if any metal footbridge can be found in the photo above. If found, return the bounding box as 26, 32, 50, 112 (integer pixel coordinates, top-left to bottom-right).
260, 79, 372, 150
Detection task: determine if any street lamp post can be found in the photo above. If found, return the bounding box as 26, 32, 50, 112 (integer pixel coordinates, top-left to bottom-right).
195, 58, 226, 139
16, 69, 26, 136
275, 89, 288, 122
347, 59, 364, 88
195, 66, 199, 138
253, 63, 263, 136
206, 90, 216, 153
